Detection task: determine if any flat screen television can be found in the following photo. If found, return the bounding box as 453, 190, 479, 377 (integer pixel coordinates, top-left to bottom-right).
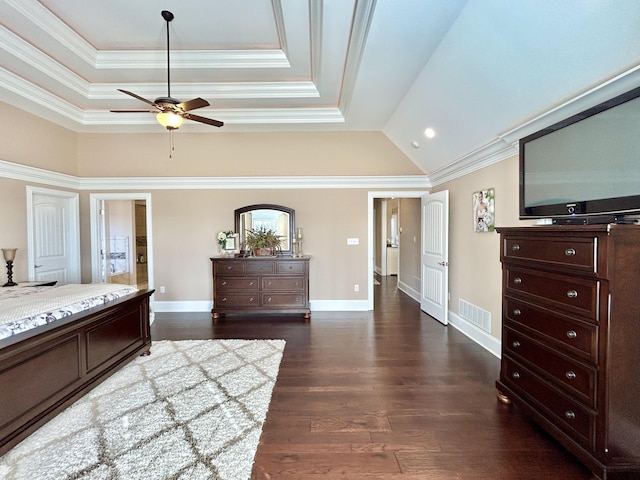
520, 85, 640, 224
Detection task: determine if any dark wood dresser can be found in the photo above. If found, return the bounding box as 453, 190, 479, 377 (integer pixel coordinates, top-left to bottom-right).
495, 224, 640, 480
210, 256, 310, 320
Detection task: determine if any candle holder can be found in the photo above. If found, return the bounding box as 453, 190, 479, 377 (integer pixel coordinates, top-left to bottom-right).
2, 248, 18, 287
293, 228, 304, 257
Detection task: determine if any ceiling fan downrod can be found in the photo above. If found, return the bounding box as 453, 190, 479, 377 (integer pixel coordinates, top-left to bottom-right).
161, 10, 174, 99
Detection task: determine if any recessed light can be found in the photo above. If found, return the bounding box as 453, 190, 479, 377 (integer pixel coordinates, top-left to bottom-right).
424, 128, 436, 139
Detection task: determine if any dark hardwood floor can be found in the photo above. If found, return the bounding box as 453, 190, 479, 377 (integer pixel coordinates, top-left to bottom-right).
151, 275, 593, 479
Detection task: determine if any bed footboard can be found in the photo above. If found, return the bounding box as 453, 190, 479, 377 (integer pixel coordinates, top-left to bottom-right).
0, 289, 153, 456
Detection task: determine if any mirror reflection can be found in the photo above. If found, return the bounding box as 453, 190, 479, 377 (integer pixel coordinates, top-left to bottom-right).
235, 204, 295, 255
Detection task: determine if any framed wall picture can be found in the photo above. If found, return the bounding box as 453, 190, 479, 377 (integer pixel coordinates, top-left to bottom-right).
473, 188, 495, 232
223, 233, 240, 253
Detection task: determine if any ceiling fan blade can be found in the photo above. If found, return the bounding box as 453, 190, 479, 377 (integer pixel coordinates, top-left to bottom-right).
178, 97, 210, 112
183, 112, 224, 127
117, 89, 156, 106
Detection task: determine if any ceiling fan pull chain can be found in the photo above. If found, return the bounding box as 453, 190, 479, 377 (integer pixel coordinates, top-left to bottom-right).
169, 129, 175, 159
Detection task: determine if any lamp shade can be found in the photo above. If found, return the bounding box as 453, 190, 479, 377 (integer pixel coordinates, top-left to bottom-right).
2, 248, 17, 262
156, 112, 184, 130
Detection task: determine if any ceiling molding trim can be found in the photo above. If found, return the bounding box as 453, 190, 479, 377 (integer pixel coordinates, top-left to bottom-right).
271, 0, 288, 57
0, 67, 84, 122
0, 159, 80, 190
0, 26, 90, 96
428, 65, 640, 187
92, 81, 320, 100
83, 107, 344, 125
338, 0, 377, 118
498, 64, 640, 146
0, 159, 429, 191
5, 0, 97, 66
95, 50, 290, 70
310, 0, 323, 86
427, 139, 517, 187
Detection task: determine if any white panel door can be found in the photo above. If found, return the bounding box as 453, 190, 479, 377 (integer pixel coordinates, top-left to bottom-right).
28, 188, 80, 285
420, 190, 449, 325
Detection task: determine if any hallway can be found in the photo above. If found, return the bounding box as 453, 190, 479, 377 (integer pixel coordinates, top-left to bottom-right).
151, 276, 591, 479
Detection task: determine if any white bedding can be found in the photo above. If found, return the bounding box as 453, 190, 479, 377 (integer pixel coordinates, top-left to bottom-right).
0, 284, 138, 340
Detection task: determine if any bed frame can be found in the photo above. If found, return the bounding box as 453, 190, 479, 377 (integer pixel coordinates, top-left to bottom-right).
0, 288, 153, 456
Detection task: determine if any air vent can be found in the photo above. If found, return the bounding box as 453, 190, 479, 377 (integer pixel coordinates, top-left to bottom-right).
459, 299, 491, 333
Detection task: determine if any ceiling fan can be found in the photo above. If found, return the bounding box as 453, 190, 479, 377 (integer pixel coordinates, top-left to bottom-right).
110, 10, 223, 130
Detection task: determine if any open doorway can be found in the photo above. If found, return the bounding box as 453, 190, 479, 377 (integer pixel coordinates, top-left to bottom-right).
89, 193, 153, 292
367, 191, 427, 310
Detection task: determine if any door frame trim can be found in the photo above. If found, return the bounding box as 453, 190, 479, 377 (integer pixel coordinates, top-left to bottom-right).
368, 191, 428, 310
26, 186, 81, 283
89, 193, 153, 293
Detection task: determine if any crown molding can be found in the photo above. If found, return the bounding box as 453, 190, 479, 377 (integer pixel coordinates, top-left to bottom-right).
0, 159, 429, 190
428, 65, 640, 186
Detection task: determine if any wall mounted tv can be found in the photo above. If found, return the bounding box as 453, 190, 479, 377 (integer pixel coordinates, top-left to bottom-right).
520, 85, 640, 224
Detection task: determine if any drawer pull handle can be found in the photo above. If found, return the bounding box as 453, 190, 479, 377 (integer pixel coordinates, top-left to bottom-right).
566, 330, 578, 339
512, 372, 521, 379
513, 277, 522, 285
222, 297, 227, 302
249, 297, 255, 302
566, 290, 578, 299
565, 248, 576, 256
511, 244, 520, 251
513, 309, 521, 316
249, 282, 254, 286
227, 266, 232, 270
267, 297, 272, 302
566, 371, 577, 380
222, 281, 227, 286
512, 341, 521, 348
565, 411, 576, 420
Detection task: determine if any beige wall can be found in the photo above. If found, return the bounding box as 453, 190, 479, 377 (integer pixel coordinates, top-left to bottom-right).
76, 131, 424, 177
433, 155, 536, 338
1, 103, 77, 175
1, 99, 544, 341
398, 198, 421, 292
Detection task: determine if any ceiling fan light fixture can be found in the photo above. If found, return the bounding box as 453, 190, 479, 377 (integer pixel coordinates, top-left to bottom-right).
157, 112, 183, 130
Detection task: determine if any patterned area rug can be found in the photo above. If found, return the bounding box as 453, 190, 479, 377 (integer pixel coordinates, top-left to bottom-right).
0, 339, 285, 480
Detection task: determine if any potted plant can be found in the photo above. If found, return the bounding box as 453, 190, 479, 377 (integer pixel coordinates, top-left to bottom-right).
244, 226, 282, 256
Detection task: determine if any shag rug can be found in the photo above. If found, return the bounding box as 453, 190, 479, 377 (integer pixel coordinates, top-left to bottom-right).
0, 339, 285, 480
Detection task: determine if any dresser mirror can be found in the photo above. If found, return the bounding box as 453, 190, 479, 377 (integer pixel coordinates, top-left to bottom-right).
235, 204, 295, 255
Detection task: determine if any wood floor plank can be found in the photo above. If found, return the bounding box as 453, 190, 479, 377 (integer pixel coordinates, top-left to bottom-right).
151, 275, 593, 479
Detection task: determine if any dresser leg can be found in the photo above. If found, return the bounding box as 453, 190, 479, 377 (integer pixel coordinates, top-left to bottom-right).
497, 391, 512, 405
304, 311, 311, 322
212, 312, 220, 324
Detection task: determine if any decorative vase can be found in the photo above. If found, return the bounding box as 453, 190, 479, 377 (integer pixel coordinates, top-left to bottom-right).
253, 247, 273, 256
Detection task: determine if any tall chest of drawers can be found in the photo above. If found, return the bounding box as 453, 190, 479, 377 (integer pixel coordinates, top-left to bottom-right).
210, 256, 310, 320
496, 225, 640, 480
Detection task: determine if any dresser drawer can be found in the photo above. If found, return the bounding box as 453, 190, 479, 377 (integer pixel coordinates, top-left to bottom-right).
246, 260, 275, 274
503, 236, 597, 273
262, 293, 307, 307
504, 328, 596, 406
503, 356, 595, 449
215, 293, 259, 308
505, 297, 598, 361
276, 261, 306, 274
215, 260, 246, 275
262, 276, 305, 291
216, 277, 259, 291
505, 267, 600, 320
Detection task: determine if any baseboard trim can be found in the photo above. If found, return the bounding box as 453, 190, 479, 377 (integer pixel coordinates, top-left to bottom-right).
397, 280, 420, 303
152, 299, 370, 313
448, 311, 501, 358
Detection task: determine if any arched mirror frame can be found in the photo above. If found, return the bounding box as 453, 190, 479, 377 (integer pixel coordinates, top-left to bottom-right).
234, 204, 295, 256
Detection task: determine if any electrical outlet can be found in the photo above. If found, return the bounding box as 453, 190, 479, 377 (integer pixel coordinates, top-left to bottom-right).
354, 284, 359, 292
160, 286, 166, 293
347, 238, 359, 245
